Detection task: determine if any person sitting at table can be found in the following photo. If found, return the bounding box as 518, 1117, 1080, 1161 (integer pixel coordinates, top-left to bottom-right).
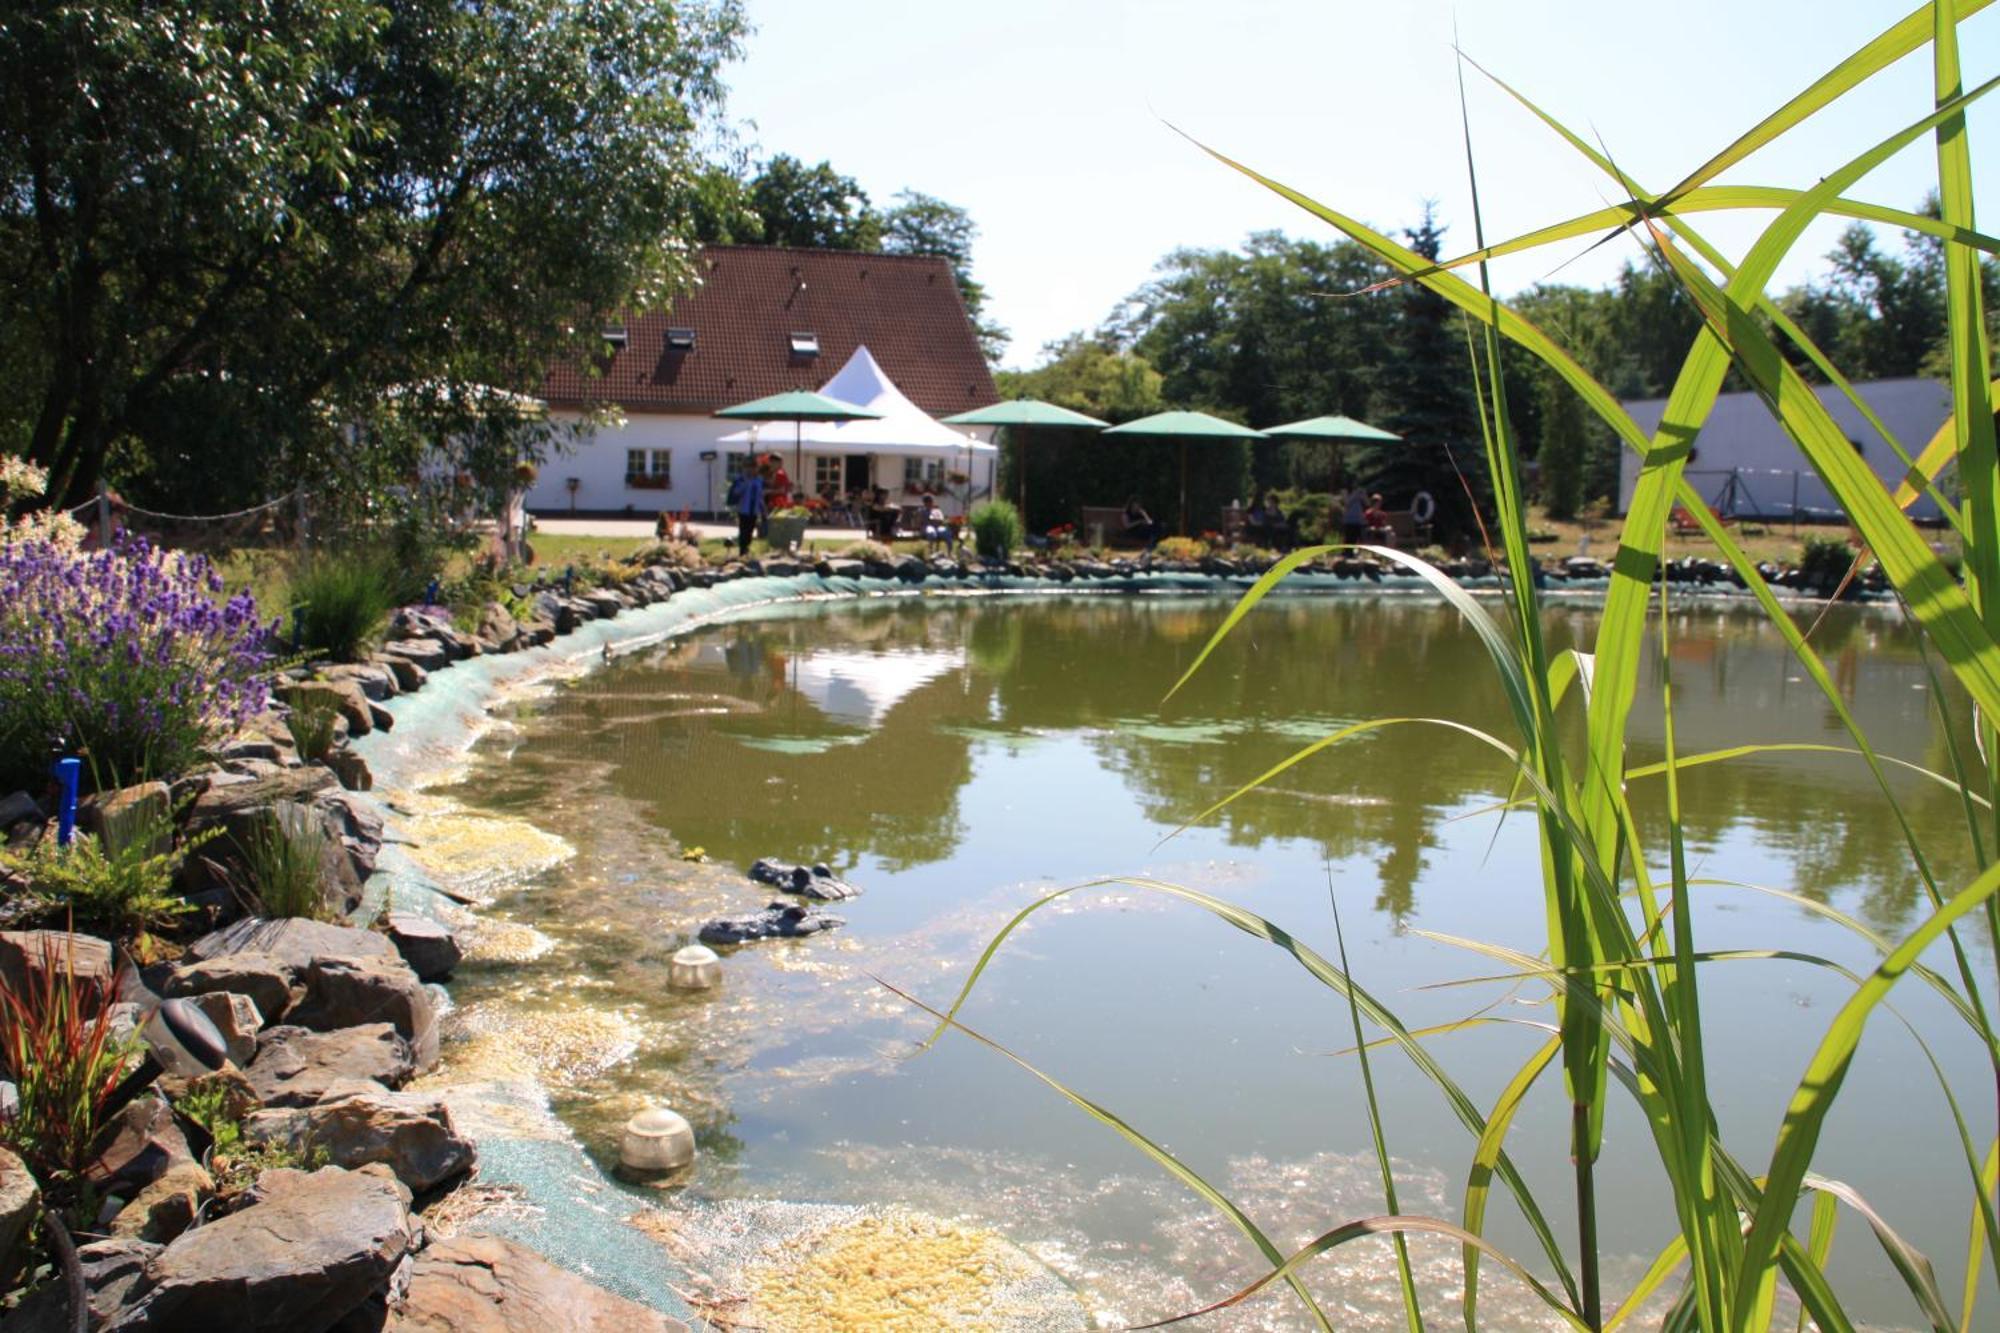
1363, 492, 1392, 543
868, 487, 900, 540
1122, 496, 1163, 549
922, 492, 952, 552
1247, 490, 1292, 550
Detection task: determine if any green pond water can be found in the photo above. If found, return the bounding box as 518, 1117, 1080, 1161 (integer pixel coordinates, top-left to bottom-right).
428, 592, 1985, 1329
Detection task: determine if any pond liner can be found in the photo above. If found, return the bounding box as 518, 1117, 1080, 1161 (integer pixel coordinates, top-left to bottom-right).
341, 567, 1888, 1320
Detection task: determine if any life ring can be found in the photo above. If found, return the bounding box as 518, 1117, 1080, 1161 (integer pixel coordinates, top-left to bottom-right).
1410, 490, 1437, 524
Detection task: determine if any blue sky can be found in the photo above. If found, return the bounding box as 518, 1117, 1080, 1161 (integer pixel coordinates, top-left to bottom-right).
722, 1, 1998, 370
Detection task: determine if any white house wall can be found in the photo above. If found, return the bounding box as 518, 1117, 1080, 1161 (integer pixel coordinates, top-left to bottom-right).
524, 411, 1000, 518
1617, 377, 1949, 522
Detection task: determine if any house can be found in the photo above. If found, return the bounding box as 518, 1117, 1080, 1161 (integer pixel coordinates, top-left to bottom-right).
531, 245, 999, 518
1618, 377, 1950, 522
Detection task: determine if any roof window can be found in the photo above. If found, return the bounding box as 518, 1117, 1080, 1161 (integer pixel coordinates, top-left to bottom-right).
788, 331, 820, 357
666, 327, 696, 351
602, 325, 629, 350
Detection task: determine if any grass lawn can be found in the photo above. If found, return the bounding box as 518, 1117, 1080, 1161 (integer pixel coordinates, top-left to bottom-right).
1519, 505, 1955, 567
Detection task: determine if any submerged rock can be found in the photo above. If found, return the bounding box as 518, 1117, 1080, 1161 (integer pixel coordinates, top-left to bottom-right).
698, 901, 845, 946
388, 1233, 689, 1332
747, 858, 861, 901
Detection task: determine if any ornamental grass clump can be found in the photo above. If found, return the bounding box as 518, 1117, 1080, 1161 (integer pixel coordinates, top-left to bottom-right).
0, 944, 136, 1189
969, 500, 1024, 561
907, 8, 2000, 1330
0, 535, 274, 790
289, 552, 396, 663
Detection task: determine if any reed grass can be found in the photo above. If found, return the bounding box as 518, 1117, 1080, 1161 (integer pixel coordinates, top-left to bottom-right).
901, 5, 2000, 1329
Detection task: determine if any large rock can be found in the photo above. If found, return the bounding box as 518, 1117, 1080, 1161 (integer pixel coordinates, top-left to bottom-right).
84, 1097, 193, 1192
0, 1147, 38, 1292
698, 901, 845, 946
321, 749, 374, 793
0, 1239, 158, 1333
287, 955, 439, 1071
372, 652, 428, 694
247, 1025, 414, 1108
81, 782, 173, 856
185, 917, 396, 972
387, 1233, 690, 1333
0, 930, 114, 997
320, 663, 397, 702
281, 681, 373, 739
379, 638, 451, 673
748, 858, 861, 901
165, 953, 298, 1026
316, 792, 385, 882
383, 914, 460, 983
245, 1089, 474, 1193
108, 1162, 213, 1244
107, 1166, 415, 1333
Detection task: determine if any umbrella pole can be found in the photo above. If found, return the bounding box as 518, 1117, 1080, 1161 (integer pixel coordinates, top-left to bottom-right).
1179, 441, 1189, 536
795, 422, 803, 506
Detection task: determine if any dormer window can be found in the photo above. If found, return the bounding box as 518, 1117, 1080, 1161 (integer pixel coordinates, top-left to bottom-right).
788, 331, 820, 357
666, 327, 696, 351
602, 324, 629, 350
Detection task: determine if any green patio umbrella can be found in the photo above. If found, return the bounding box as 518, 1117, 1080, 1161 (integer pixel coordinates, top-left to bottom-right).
715, 390, 882, 497
942, 399, 1109, 525
1102, 410, 1265, 535
1262, 414, 1401, 489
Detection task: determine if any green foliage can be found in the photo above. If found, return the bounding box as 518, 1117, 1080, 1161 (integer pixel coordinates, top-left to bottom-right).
0, 810, 205, 938
234, 808, 332, 922
1152, 536, 1208, 562
882, 190, 1007, 361
968, 501, 1024, 561
2, 0, 748, 508
291, 554, 395, 663
1797, 533, 1859, 596
747, 154, 881, 250
174, 1072, 324, 1197
834, 540, 894, 563
285, 692, 340, 762
0, 948, 136, 1186
636, 540, 706, 570
1535, 372, 1588, 521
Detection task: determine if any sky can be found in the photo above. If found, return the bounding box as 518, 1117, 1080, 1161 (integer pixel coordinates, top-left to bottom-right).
721, 1, 1999, 371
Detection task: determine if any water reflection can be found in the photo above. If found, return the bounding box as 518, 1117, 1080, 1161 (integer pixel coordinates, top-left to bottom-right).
503, 596, 1970, 929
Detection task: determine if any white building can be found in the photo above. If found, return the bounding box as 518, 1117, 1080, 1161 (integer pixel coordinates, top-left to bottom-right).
1618, 376, 1950, 522
530, 245, 1000, 518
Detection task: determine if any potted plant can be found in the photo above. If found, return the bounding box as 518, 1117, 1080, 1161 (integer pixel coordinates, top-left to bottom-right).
765, 505, 813, 551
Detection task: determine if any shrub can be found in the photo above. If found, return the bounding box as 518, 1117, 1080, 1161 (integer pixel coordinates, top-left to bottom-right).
638, 540, 706, 570
1797, 532, 1858, 596
969, 501, 1025, 561
285, 691, 340, 761
0, 810, 207, 938
1152, 536, 1207, 562
233, 807, 332, 921
0, 944, 136, 1186
0, 535, 273, 790
290, 553, 396, 663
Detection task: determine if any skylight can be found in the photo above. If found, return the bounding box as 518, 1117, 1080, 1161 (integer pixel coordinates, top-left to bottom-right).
788, 331, 819, 357
667, 327, 696, 350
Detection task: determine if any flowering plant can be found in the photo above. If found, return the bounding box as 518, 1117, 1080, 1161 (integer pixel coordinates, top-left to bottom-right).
0, 535, 276, 788
1047, 522, 1075, 540
1, 456, 85, 550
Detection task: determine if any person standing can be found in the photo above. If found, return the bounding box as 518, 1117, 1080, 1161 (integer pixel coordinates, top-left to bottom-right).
728, 462, 765, 557
1342, 484, 1368, 545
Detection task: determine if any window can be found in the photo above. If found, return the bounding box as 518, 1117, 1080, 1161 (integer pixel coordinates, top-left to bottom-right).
625, 448, 670, 489
603, 325, 628, 350
666, 327, 696, 350
788, 331, 819, 357
725, 451, 756, 480
812, 456, 843, 495
903, 457, 945, 489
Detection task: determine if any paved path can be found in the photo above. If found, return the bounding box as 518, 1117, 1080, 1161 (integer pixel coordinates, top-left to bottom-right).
531, 516, 874, 545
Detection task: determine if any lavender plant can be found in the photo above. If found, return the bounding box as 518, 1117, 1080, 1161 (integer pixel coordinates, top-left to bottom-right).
0, 534, 276, 788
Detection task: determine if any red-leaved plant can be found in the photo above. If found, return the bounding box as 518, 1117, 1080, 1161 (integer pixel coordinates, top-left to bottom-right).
0, 940, 134, 1186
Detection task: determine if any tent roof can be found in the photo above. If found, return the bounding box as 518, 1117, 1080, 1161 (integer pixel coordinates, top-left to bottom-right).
719, 345, 994, 455
1261, 413, 1400, 442
714, 389, 881, 422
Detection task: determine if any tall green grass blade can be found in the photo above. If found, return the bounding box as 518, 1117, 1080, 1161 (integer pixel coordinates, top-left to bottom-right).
1606, 1235, 1690, 1332
1962, 1140, 1999, 1332
1733, 858, 2000, 1331
1798, 1189, 1839, 1333
877, 974, 1336, 1330
1804, 1174, 1953, 1332
1460, 1034, 1560, 1331
918, 876, 1584, 1307
1329, 883, 1424, 1331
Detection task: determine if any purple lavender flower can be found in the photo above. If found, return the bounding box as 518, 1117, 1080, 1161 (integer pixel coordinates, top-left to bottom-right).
0, 535, 276, 785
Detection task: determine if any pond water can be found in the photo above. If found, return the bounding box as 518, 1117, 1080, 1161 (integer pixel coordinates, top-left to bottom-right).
426, 592, 1986, 1329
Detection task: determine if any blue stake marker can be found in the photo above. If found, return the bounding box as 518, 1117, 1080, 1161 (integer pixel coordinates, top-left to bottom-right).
425, 577, 439, 607
563, 566, 574, 596
53, 756, 80, 848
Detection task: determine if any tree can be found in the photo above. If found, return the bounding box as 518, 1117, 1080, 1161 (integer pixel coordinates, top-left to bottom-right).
1536, 374, 1588, 521
746, 154, 881, 251
883, 191, 1007, 361
0, 0, 747, 509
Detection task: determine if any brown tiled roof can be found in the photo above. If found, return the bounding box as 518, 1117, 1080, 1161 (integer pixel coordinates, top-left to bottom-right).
542, 245, 997, 417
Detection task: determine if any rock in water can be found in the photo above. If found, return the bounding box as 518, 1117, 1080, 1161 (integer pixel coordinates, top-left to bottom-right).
698, 902, 845, 946
387, 1233, 689, 1332
747, 858, 861, 901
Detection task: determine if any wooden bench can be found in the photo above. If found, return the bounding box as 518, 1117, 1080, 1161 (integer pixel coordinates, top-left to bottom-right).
1381, 511, 1431, 549
1078, 506, 1148, 549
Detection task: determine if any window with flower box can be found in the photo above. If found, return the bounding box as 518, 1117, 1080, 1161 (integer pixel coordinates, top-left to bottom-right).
626, 449, 671, 489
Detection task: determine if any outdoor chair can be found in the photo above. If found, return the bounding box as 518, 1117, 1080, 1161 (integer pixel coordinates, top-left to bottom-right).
1079, 506, 1147, 550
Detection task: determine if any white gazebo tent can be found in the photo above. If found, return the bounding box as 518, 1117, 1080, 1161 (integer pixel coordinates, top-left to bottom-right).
718, 345, 996, 514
